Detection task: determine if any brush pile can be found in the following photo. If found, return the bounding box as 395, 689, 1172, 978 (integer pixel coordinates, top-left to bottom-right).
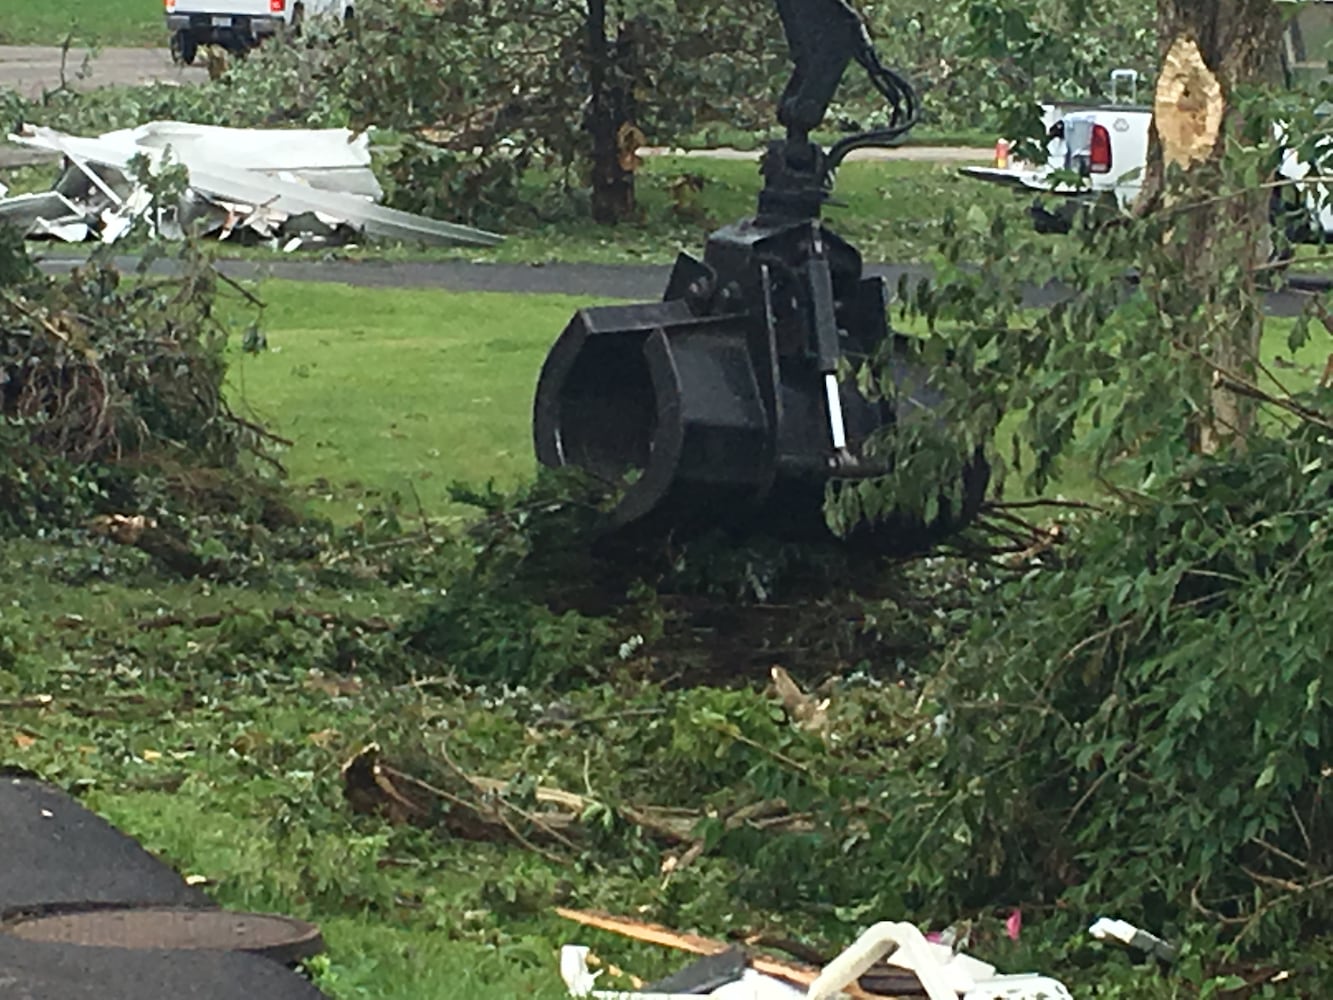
0, 235, 277, 530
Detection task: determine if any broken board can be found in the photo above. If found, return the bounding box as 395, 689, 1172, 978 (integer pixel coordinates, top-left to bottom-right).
554, 907, 896, 999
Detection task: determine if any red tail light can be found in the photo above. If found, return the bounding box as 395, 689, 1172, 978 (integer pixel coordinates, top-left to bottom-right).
270, 0, 286, 10
1090, 124, 1112, 174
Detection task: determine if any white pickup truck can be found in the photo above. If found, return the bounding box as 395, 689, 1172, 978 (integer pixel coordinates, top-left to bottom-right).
962, 0, 1333, 250
961, 74, 1153, 235
164, 0, 354, 65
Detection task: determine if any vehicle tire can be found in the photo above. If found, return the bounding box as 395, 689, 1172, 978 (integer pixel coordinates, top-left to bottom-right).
170, 30, 198, 67
287, 3, 304, 38
1030, 198, 1075, 235
1269, 183, 1310, 270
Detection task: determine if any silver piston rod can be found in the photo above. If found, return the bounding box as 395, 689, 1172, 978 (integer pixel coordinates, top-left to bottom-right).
805, 250, 848, 452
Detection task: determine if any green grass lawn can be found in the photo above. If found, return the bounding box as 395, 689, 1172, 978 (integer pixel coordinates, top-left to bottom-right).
228, 282, 598, 523
384, 154, 1001, 267
0, 0, 164, 46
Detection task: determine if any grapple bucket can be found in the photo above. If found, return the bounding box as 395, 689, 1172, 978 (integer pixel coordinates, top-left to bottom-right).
534, 300, 774, 531
533, 217, 987, 552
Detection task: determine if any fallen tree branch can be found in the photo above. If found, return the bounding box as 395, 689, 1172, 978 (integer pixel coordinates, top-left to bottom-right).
389, 764, 571, 865
986, 497, 1108, 513
0, 695, 55, 710
1170, 338, 1333, 432
338, 745, 815, 867
1210, 371, 1333, 432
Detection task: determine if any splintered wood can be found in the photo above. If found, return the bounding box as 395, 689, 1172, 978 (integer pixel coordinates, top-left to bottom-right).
1154, 36, 1224, 169
339, 744, 815, 867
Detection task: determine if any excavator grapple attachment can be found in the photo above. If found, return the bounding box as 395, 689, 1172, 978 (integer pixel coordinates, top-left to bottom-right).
532, 0, 987, 552
533, 219, 987, 552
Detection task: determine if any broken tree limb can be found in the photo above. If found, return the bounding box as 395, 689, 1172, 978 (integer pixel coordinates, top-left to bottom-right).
89, 514, 213, 578
465, 774, 699, 844
341, 743, 585, 862
552, 908, 889, 1000
769, 666, 831, 737
337, 744, 816, 866
340, 743, 432, 827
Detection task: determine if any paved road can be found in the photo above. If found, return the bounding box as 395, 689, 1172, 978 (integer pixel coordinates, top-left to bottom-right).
34, 256, 935, 303
33, 254, 1323, 318
0, 44, 206, 99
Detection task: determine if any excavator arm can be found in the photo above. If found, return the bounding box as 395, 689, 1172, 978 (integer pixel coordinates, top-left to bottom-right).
774, 0, 871, 138
763, 0, 919, 219
531, 1, 986, 556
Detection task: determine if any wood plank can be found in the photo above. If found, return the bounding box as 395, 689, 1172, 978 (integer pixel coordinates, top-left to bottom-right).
552, 907, 894, 999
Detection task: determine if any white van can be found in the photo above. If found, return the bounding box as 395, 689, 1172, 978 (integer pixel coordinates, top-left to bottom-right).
164, 0, 354, 65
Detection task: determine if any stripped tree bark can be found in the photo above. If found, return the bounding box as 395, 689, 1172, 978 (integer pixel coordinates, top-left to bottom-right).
1137, 1, 1284, 453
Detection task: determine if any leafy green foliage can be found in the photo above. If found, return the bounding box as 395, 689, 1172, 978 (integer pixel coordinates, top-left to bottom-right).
822, 42, 1333, 957
334, 0, 787, 225
912, 430, 1331, 944
399, 474, 624, 686
6, 0, 1154, 225
0, 235, 280, 534
937, 0, 1155, 138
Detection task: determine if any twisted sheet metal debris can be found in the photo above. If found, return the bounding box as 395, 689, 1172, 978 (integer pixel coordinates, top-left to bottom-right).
0, 122, 502, 249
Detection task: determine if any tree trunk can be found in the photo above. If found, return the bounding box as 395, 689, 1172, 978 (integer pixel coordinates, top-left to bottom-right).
585, 0, 637, 224
1142, 1, 1282, 452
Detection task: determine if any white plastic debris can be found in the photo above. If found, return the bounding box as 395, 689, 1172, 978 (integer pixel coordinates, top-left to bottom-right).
121, 121, 386, 200
561, 921, 1072, 1000
1, 121, 502, 249
712, 974, 805, 1000
561, 945, 600, 996
963, 975, 1076, 1000
1089, 917, 1177, 962
808, 923, 1071, 1000
560, 946, 802, 999
805, 922, 970, 1000
0, 191, 88, 239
